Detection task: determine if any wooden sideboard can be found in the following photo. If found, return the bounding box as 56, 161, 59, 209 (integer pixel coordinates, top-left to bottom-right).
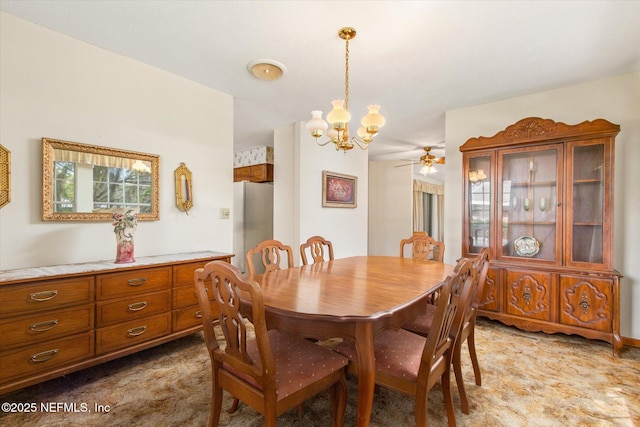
0, 251, 232, 395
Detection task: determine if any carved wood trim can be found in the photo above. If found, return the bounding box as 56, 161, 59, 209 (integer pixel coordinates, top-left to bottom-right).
460, 117, 620, 152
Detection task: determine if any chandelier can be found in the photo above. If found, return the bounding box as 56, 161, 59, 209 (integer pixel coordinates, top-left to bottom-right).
306, 27, 385, 152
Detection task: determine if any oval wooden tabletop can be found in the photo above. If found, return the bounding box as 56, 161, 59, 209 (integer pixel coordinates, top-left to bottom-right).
253, 256, 454, 320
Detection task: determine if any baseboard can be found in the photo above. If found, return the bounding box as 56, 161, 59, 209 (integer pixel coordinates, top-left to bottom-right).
622, 336, 640, 348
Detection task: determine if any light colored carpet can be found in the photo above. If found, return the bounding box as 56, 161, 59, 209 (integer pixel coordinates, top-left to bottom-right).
1, 318, 638, 426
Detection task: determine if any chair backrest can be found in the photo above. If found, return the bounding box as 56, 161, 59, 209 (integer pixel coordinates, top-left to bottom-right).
193, 261, 275, 387
246, 239, 294, 276
300, 235, 335, 265
399, 234, 445, 262
472, 247, 491, 309
418, 259, 473, 377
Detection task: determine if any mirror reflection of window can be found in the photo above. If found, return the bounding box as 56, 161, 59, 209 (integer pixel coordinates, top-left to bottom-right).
51, 156, 153, 213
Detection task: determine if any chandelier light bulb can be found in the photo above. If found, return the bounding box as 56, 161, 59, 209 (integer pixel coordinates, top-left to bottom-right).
306, 110, 328, 138
361, 105, 385, 134
326, 100, 351, 128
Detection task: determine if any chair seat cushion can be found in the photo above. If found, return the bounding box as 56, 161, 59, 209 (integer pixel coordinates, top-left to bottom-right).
334, 328, 426, 382
402, 303, 436, 335
224, 329, 348, 399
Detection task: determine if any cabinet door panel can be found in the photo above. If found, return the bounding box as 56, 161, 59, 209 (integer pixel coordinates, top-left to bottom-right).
560, 275, 612, 332
564, 139, 613, 269
505, 270, 552, 321
498, 145, 562, 264
478, 267, 499, 312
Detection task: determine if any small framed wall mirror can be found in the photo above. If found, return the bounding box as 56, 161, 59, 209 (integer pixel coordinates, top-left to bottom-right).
42, 137, 160, 221
174, 162, 193, 214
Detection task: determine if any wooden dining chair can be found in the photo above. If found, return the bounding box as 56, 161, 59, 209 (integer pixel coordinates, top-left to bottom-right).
300, 235, 335, 265
455, 248, 491, 391
194, 260, 348, 427
402, 250, 487, 415
334, 259, 474, 427
400, 234, 445, 262
246, 239, 294, 276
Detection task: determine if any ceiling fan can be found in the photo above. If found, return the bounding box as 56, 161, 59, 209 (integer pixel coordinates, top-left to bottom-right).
395, 147, 445, 175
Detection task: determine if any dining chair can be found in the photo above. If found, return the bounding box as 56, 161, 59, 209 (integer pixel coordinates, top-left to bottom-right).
246, 239, 294, 276
400, 234, 445, 262
193, 260, 348, 427
300, 235, 335, 265
455, 248, 491, 390
402, 250, 487, 415
334, 258, 474, 427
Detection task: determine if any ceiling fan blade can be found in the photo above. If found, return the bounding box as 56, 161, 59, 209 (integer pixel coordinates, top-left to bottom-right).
393, 163, 418, 168
434, 157, 446, 164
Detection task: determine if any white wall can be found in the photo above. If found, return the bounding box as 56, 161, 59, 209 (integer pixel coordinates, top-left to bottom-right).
368, 161, 413, 256
0, 13, 234, 270
444, 72, 640, 340
274, 122, 369, 264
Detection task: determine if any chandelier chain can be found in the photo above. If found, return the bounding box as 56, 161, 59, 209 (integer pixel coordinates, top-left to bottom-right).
345, 38, 350, 111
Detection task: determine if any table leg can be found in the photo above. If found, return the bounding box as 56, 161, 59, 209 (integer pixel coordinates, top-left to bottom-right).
354, 322, 374, 427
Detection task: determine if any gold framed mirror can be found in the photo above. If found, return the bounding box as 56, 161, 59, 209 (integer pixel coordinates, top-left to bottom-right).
174, 162, 193, 214
0, 144, 9, 208
42, 137, 160, 221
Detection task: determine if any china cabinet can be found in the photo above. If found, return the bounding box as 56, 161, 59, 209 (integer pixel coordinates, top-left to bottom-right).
0, 251, 231, 395
460, 117, 622, 355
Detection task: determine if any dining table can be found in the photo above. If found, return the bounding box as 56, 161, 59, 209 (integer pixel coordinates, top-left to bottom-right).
250, 255, 454, 427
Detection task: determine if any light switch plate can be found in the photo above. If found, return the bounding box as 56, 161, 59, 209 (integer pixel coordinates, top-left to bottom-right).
220, 208, 230, 219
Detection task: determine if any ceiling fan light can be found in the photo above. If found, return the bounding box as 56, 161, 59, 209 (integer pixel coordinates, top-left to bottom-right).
307, 110, 328, 137
420, 164, 436, 175
326, 100, 351, 127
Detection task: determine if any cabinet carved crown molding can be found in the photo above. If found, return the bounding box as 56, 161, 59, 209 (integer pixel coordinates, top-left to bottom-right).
461, 117, 620, 151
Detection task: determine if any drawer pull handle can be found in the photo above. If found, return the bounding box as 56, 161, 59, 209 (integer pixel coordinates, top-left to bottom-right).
30, 290, 58, 302
30, 319, 59, 332
127, 277, 147, 287
127, 301, 148, 312
194, 310, 202, 319
127, 326, 147, 337
31, 349, 59, 363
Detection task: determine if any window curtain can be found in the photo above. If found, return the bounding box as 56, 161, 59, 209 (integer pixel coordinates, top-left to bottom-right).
413, 180, 444, 241
54, 149, 139, 169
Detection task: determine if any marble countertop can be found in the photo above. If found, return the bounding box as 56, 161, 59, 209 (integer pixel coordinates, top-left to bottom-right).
0, 251, 233, 283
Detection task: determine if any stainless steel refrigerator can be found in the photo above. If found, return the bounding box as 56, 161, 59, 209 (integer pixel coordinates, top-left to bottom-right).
232, 181, 274, 274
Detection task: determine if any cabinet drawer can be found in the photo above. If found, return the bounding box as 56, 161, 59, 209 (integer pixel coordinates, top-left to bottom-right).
0, 332, 94, 383
95, 313, 171, 354
505, 270, 553, 321
96, 267, 171, 301
0, 277, 94, 317
0, 306, 94, 351
173, 260, 216, 288
172, 306, 205, 332
559, 275, 613, 332
96, 290, 171, 327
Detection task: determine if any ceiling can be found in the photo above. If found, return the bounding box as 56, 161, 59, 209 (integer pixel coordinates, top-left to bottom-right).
2, 1, 639, 179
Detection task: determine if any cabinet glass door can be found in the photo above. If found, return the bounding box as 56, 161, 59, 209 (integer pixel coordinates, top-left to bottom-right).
566, 139, 610, 268
465, 153, 492, 255
499, 145, 562, 263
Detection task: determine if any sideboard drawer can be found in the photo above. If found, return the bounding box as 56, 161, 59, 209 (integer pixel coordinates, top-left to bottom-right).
0, 277, 94, 317
0, 306, 94, 351
95, 313, 171, 354
96, 290, 171, 327
173, 260, 228, 288
96, 267, 171, 300
172, 306, 204, 331
173, 285, 199, 309
0, 332, 94, 383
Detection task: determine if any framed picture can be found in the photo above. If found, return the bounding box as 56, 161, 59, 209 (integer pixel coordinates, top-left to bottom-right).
322, 170, 357, 208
